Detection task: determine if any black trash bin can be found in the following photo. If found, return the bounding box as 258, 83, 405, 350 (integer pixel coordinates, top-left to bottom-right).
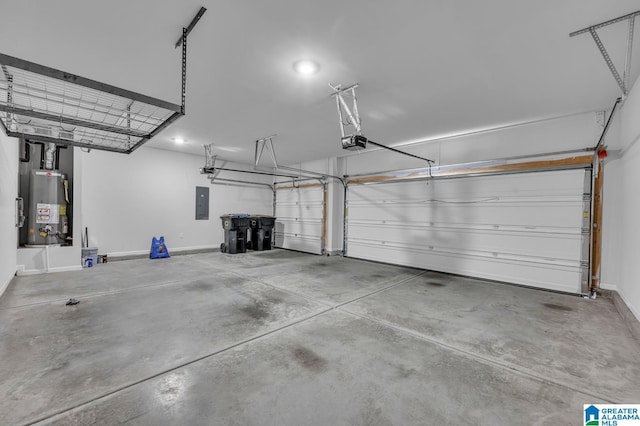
220, 214, 251, 254
248, 215, 276, 251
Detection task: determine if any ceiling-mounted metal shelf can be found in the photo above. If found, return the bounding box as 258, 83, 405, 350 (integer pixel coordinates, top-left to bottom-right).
0, 53, 183, 154
0, 6, 206, 154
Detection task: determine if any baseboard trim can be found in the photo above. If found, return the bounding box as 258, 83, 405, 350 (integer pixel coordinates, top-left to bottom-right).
0, 271, 14, 300
601, 282, 640, 343
16, 265, 83, 276
108, 246, 217, 261
599, 282, 618, 291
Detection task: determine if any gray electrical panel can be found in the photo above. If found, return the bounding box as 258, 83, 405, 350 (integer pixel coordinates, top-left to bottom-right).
195, 186, 209, 220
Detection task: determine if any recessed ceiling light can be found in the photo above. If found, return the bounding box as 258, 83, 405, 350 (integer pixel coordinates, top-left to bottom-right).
172, 137, 186, 144
293, 60, 319, 76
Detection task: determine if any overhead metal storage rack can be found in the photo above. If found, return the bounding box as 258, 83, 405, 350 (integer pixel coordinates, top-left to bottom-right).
0, 53, 183, 154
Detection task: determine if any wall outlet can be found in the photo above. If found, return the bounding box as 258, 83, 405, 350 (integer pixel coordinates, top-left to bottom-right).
179, 232, 184, 239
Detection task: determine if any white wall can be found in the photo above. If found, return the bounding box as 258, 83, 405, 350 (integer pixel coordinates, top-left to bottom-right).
343, 112, 600, 175
78, 147, 273, 257
601, 76, 640, 321
0, 133, 18, 296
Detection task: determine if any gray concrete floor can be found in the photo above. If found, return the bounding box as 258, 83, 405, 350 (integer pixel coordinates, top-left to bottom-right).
1, 249, 639, 425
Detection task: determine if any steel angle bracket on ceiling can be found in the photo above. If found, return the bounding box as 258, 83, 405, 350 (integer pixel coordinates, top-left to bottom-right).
0, 6, 206, 154
201, 143, 317, 186
201, 138, 344, 186
329, 83, 433, 165
254, 135, 280, 169
570, 10, 640, 97
201, 147, 275, 191
254, 135, 346, 186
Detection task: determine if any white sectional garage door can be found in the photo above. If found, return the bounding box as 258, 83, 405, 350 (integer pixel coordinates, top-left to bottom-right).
274, 184, 325, 255
345, 169, 591, 293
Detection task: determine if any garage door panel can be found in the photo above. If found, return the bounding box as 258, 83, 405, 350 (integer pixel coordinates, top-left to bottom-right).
347, 201, 585, 228
346, 169, 590, 293
275, 185, 325, 255
275, 189, 324, 204
273, 233, 322, 254
275, 219, 323, 238
346, 218, 581, 235
346, 242, 582, 293
348, 170, 586, 201
347, 223, 583, 261
275, 207, 324, 221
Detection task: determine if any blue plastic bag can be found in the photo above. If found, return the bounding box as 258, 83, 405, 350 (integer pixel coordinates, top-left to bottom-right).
150, 236, 170, 259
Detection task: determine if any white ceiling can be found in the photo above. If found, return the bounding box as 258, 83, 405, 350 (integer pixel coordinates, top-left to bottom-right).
1, 1, 639, 165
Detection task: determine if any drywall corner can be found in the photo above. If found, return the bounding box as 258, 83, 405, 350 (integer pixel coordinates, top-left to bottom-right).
610, 288, 640, 343
0, 133, 18, 299
602, 73, 640, 328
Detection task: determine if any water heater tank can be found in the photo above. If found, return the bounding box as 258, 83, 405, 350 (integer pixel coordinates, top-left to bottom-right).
26, 170, 68, 246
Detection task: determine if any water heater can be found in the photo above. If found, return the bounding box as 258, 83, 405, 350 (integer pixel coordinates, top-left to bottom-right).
26, 170, 68, 246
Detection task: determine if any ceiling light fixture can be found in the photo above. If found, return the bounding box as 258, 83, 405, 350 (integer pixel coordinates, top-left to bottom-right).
293, 60, 319, 76
172, 137, 186, 144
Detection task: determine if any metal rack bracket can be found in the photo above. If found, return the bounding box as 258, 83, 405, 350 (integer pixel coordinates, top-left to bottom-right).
570, 10, 640, 96
255, 135, 279, 169
254, 136, 346, 186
